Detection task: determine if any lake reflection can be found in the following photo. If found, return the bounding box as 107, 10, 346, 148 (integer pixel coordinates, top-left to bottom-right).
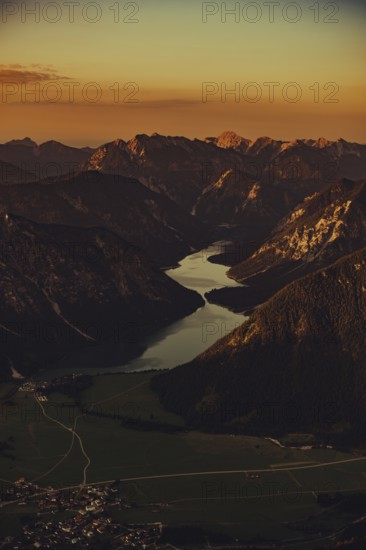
122, 244, 246, 372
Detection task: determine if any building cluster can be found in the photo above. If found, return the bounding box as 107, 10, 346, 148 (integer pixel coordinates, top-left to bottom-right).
3, 477, 40, 502
19, 374, 84, 395
18, 380, 49, 402
1, 479, 163, 549
18, 381, 38, 393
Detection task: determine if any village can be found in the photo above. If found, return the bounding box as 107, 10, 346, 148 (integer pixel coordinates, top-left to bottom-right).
1, 477, 164, 549
18, 373, 86, 395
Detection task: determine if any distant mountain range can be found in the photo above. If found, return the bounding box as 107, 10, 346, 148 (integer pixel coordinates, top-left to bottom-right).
0, 137, 94, 181
2, 132, 366, 246
1, 132, 365, 260
2, 131, 366, 439
84, 134, 245, 210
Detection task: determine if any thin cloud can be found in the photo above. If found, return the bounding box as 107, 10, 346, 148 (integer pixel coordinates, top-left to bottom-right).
60, 98, 204, 109
0, 64, 69, 83
134, 98, 203, 109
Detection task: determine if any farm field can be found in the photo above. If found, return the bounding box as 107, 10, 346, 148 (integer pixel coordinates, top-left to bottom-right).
1, 372, 366, 546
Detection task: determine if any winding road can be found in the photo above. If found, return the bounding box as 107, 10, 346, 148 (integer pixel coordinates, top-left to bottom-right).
30, 380, 149, 486
32, 395, 91, 485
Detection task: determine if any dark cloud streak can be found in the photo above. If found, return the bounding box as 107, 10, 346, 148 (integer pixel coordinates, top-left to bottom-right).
0, 65, 69, 83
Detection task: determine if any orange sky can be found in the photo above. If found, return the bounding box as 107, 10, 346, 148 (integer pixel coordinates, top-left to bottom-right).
1, 0, 365, 145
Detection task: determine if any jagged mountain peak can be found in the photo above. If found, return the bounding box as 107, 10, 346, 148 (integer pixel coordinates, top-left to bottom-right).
127, 134, 154, 156
248, 136, 283, 154
280, 138, 316, 151
38, 140, 81, 152
4, 137, 37, 148
315, 137, 334, 148
251, 135, 278, 145
229, 177, 366, 289
86, 139, 130, 171
214, 131, 252, 151
111, 138, 127, 147
128, 133, 195, 152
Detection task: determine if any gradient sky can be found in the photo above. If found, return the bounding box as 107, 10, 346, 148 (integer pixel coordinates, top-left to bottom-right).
1, 0, 365, 145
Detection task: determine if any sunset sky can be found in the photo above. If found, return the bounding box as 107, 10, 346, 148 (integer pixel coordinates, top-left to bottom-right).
1, 0, 365, 146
